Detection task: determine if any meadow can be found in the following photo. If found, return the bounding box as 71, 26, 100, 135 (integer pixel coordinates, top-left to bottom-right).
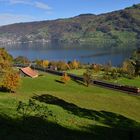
67, 69, 140, 87
0, 72, 140, 140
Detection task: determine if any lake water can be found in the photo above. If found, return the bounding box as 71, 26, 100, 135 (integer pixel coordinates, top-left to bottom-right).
2, 43, 136, 66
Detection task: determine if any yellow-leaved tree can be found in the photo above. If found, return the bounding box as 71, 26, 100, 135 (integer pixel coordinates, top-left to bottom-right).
61, 73, 70, 84
0, 48, 20, 93
42, 60, 49, 68
0, 48, 13, 74
2, 70, 21, 93
69, 60, 80, 69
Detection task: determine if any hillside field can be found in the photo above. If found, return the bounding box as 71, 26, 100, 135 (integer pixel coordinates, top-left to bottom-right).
0, 72, 140, 140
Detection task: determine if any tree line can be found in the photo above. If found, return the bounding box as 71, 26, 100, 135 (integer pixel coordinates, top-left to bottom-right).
1, 48, 140, 92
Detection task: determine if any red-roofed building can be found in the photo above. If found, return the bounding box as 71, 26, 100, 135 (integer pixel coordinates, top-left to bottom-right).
20, 67, 38, 78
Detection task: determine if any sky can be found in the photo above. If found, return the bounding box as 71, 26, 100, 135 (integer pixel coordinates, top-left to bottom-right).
0, 0, 140, 26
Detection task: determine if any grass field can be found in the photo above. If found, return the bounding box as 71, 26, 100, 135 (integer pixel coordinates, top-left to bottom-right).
67, 69, 86, 76
0, 72, 140, 140
67, 69, 140, 87
110, 77, 140, 87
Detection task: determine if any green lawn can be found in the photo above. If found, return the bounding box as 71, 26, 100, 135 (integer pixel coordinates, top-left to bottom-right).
67, 69, 140, 88
0, 72, 140, 140
66, 68, 104, 78
110, 77, 140, 88
67, 69, 86, 76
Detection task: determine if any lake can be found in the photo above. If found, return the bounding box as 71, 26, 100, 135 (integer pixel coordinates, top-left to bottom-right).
2, 43, 136, 66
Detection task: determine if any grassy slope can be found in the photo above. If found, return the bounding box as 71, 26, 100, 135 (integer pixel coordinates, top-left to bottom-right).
67, 69, 140, 87
112, 77, 140, 87
0, 72, 140, 139
0, 72, 140, 120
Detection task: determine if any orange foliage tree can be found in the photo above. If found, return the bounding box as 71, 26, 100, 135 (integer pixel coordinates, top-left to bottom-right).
2, 71, 21, 93
0, 48, 21, 93
0, 48, 13, 74
61, 73, 70, 84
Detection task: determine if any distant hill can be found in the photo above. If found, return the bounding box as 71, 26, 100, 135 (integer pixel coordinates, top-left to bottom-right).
0, 4, 140, 48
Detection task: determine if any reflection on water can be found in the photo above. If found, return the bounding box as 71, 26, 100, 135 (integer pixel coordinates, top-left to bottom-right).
2, 42, 137, 66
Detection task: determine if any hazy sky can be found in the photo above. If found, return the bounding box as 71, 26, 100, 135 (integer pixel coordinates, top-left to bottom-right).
0, 0, 140, 26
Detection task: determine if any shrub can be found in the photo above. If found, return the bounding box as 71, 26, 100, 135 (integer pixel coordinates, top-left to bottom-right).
61, 73, 70, 84
91, 64, 101, 73
83, 69, 93, 87
96, 25, 111, 33
42, 60, 49, 68
57, 61, 70, 71
14, 56, 30, 65
122, 60, 135, 76
110, 68, 119, 79
49, 61, 70, 71
102, 74, 111, 80
69, 60, 80, 69
17, 99, 55, 120
104, 61, 112, 74
35, 59, 43, 67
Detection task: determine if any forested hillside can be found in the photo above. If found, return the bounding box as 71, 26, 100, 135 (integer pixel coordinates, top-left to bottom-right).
0, 4, 140, 47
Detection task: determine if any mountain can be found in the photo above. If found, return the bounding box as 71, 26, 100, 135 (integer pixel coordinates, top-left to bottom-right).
0, 4, 140, 48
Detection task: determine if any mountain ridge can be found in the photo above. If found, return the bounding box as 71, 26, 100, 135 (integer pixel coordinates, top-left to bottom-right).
0, 4, 140, 47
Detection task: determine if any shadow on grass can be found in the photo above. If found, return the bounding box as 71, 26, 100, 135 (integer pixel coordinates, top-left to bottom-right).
72, 79, 86, 86
55, 79, 64, 84
0, 114, 140, 140
0, 87, 10, 93
0, 114, 94, 140
33, 94, 140, 131
1, 93, 140, 140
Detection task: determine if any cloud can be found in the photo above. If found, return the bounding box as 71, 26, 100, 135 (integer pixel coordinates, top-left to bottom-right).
0, 1, 52, 25
35, 1, 52, 10
9, 0, 31, 5
0, 0, 31, 5
0, 13, 36, 26
6, 0, 52, 11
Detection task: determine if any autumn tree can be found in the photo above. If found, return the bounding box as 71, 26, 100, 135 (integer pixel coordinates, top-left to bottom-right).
57, 61, 68, 71
61, 72, 70, 84
14, 56, 30, 65
42, 60, 49, 68
0, 48, 13, 62
2, 70, 20, 93
0, 48, 13, 74
83, 69, 93, 87
69, 60, 80, 69
35, 59, 43, 67
91, 64, 101, 74
72, 60, 79, 69
36, 60, 70, 70
0, 48, 20, 93
122, 60, 135, 76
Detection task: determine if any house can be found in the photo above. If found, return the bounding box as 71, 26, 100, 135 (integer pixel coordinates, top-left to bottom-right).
20, 67, 38, 78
